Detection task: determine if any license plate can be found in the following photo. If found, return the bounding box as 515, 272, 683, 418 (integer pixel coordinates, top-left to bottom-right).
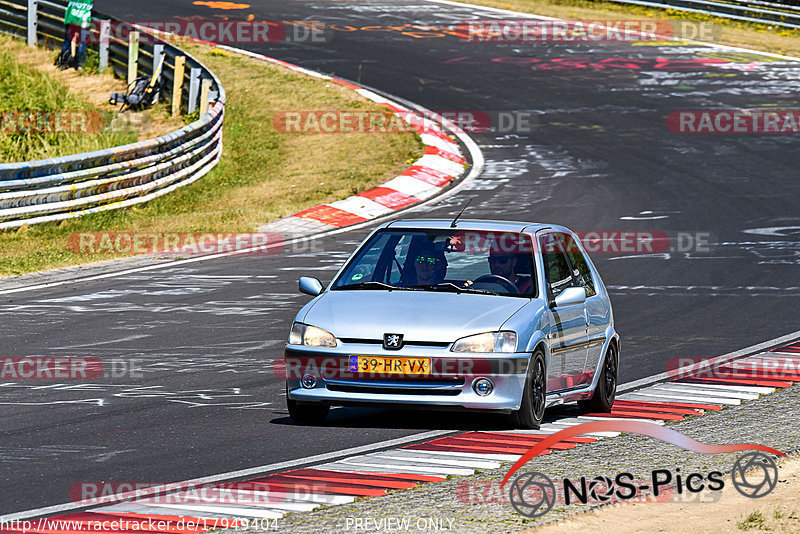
350, 355, 431, 375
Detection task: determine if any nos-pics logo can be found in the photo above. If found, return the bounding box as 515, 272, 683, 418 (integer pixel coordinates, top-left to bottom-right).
501, 420, 783, 518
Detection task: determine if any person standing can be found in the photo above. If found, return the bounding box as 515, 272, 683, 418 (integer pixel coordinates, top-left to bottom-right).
58, 0, 94, 71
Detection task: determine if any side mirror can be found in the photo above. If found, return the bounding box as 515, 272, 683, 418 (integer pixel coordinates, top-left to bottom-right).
553, 286, 586, 308
299, 276, 324, 297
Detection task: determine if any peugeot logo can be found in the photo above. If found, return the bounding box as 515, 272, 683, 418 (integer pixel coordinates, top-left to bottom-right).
383, 333, 404, 350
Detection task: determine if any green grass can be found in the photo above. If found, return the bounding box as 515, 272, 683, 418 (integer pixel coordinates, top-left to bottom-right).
0, 35, 138, 162
738, 510, 769, 531
0, 41, 424, 276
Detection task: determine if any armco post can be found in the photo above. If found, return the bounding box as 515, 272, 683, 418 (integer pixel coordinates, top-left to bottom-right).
188, 67, 200, 114
27, 0, 37, 46
152, 43, 164, 103
98, 20, 110, 70
200, 78, 211, 115
127, 30, 139, 85
172, 55, 186, 116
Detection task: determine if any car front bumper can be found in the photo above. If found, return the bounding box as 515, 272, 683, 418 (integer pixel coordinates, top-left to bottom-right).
284, 345, 531, 412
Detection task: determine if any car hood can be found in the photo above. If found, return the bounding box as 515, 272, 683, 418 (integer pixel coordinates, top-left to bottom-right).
301, 290, 529, 343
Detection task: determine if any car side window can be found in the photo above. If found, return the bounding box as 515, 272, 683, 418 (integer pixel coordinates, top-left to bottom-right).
540, 233, 573, 299
563, 234, 597, 297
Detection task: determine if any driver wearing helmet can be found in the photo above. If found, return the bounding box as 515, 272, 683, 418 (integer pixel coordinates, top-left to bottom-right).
488, 251, 532, 293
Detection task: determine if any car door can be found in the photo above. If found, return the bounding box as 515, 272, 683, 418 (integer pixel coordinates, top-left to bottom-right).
539, 232, 590, 392
562, 233, 607, 384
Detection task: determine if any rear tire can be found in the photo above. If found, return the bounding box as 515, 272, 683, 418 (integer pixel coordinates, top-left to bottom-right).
579, 342, 618, 413
509, 351, 547, 429
286, 384, 329, 425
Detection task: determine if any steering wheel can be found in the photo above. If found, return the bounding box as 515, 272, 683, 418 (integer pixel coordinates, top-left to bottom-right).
473, 274, 519, 294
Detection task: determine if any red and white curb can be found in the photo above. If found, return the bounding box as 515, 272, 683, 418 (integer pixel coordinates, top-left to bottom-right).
9, 339, 799, 532
211, 46, 468, 237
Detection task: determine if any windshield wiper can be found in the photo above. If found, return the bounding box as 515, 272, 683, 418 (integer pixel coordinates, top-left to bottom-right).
414, 283, 499, 295
337, 281, 415, 291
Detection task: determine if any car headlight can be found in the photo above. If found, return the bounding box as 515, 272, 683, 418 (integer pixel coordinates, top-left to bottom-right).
289, 323, 337, 347
451, 331, 517, 353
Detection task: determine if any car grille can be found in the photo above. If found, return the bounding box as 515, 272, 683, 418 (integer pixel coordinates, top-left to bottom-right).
338, 338, 451, 348
325, 378, 463, 396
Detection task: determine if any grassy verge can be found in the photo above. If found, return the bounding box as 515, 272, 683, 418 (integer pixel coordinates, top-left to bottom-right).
0, 33, 149, 162
461, 0, 800, 56
0, 40, 424, 276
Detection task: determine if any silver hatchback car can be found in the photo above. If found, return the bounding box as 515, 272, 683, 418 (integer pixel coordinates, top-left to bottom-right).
284, 219, 619, 428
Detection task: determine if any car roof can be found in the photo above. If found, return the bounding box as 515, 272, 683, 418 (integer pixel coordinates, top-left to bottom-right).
381, 219, 567, 234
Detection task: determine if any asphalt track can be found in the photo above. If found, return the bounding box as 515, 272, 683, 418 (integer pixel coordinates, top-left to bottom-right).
2, 0, 800, 516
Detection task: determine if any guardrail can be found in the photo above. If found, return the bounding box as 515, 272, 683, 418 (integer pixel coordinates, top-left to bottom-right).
0, 0, 225, 229
604, 0, 800, 29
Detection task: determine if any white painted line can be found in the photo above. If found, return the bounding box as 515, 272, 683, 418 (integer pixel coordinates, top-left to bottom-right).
148, 488, 324, 512
396, 449, 521, 462
651, 383, 760, 400
536, 423, 618, 438
120, 502, 284, 519
577, 416, 666, 425
224, 490, 355, 506
656, 382, 774, 395
89, 503, 245, 520
325, 459, 474, 476
623, 391, 741, 405
643, 384, 756, 401
739, 354, 800, 366
336, 457, 477, 475
0, 430, 452, 522
354, 88, 404, 107
328, 196, 393, 219
381, 175, 439, 197
419, 133, 460, 153
766, 351, 800, 358
414, 154, 464, 176
367, 451, 500, 469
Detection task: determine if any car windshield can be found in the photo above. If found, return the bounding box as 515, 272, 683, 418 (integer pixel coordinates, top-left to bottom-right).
331, 229, 537, 297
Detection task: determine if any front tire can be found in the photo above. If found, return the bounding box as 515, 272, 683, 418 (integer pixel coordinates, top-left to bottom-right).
579, 342, 618, 413
509, 351, 547, 429
286, 384, 329, 425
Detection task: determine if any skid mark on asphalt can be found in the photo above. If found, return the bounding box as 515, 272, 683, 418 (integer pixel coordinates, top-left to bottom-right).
0, 446, 137, 464
608, 285, 800, 296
